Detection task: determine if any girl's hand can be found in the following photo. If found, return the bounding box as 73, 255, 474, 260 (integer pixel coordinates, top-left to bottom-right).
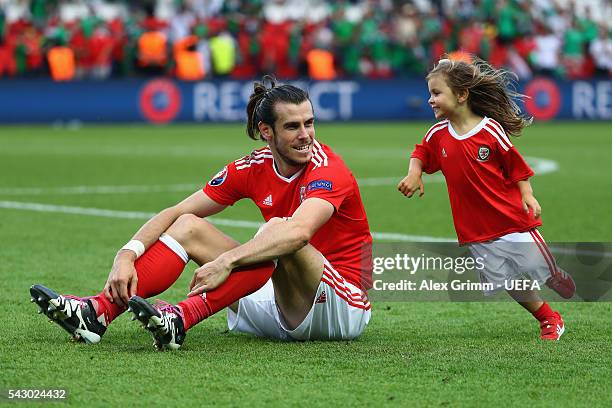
522, 194, 542, 219
397, 174, 424, 198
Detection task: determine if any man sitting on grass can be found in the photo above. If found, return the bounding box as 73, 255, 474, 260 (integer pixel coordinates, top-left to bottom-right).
30, 76, 373, 349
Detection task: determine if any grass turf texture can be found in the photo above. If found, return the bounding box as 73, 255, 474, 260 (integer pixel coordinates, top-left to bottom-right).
0, 122, 610, 407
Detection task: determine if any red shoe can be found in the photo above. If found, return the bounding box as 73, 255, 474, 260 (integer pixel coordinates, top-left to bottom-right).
546, 268, 575, 299
540, 312, 565, 340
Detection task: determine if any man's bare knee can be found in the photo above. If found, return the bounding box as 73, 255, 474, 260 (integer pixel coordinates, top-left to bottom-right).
166, 214, 240, 265
166, 214, 205, 247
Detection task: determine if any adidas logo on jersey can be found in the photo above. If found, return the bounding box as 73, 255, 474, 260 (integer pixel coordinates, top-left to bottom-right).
262, 194, 273, 206
442, 148, 447, 158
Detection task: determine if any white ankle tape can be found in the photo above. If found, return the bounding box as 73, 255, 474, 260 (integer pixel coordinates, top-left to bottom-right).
159, 233, 189, 263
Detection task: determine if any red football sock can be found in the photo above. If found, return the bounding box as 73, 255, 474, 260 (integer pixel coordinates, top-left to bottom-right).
91, 239, 187, 324
178, 262, 275, 330
532, 302, 554, 321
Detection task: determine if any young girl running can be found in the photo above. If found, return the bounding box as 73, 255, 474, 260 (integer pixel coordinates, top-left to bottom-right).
398, 58, 575, 340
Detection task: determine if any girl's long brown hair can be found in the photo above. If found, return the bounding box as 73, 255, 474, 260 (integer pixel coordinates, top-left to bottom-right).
427, 58, 532, 136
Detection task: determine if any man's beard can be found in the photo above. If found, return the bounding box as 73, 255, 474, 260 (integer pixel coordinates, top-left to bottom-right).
272, 133, 308, 167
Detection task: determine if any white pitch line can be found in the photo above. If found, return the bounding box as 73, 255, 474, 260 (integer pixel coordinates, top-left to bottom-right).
0, 157, 558, 196
358, 175, 447, 186
1, 200, 611, 258
358, 157, 557, 186
0, 200, 450, 242
371, 232, 454, 243
0, 184, 200, 196
0, 178, 410, 196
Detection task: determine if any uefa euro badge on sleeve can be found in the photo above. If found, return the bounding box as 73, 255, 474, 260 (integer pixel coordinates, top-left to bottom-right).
208, 166, 228, 186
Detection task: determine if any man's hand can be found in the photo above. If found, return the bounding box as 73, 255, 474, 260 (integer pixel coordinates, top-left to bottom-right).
104, 251, 138, 307
522, 193, 542, 219
397, 173, 424, 198
188, 256, 232, 296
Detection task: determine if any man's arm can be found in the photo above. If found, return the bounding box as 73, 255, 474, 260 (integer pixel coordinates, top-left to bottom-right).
106, 190, 227, 306
188, 197, 334, 295
226, 197, 334, 266
116, 190, 226, 255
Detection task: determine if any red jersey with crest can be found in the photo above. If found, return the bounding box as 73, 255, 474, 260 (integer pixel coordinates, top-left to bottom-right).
203, 140, 373, 289
411, 117, 541, 244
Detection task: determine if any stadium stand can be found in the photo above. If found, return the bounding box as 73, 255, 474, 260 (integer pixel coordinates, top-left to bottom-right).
0, 0, 609, 81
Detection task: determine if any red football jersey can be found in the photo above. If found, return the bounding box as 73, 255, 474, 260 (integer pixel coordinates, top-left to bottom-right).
411, 117, 542, 244
203, 140, 373, 289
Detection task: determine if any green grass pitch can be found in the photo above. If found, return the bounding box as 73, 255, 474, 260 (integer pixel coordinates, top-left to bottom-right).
0, 122, 610, 407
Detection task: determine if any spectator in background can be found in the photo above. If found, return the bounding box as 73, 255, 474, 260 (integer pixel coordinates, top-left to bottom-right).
20, 25, 44, 76
589, 25, 611, 77
388, 3, 426, 77
393, 3, 419, 47
258, 13, 293, 77
209, 28, 236, 77
495, 0, 518, 44
90, 25, 114, 79
306, 38, 336, 80
475, 0, 496, 21
578, 6, 599, 45
174, 33, 205, 81
420, 5, 444, 65
546, 2, 570, 37
287, 20, 306, 77
194, 24, 211, 78
455, 0, 476, 21
137, 4, 168, 76
457, 18, 484, 56
231, 14, 261, 79
47, 37, 75, 81
29, 0, 50, 29
562, 16, 587, 78
0, 9, 17, 77
169, 3, 195, 44
106, 15, 127, 77
532, 22, 561, 77
190, 0, 224, 19
0, 34, 17, 77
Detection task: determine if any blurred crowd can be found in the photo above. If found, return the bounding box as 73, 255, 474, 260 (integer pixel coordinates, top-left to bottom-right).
0, 0, 610, 82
